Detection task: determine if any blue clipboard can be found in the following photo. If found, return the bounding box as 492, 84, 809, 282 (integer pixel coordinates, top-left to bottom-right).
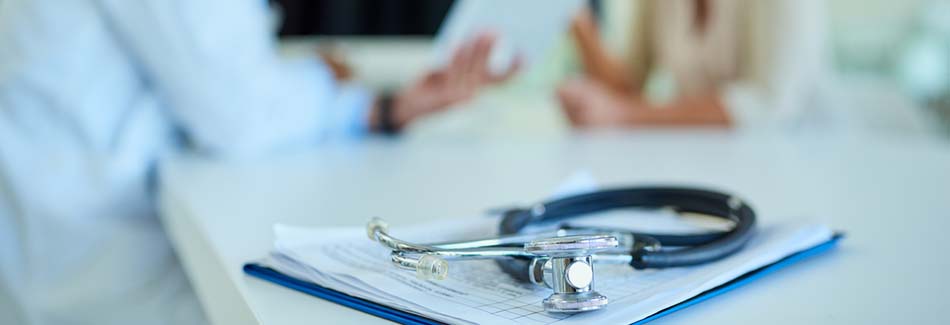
244, 234, 842, 325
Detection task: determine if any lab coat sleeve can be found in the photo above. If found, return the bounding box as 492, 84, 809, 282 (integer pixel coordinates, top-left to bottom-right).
721, 0, 830, 129
94, 0, 373, 156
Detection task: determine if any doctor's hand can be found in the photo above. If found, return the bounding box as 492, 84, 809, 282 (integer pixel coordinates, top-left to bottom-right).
373, 32, 521, 131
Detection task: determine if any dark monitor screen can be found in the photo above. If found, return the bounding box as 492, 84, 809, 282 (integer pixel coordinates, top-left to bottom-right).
273, 0, 456, 36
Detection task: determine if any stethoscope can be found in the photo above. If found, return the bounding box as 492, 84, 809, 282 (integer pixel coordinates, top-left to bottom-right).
367, 187, 756, 313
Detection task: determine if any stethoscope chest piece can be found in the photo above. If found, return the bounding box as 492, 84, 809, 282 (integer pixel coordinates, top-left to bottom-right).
525, 235, 617, 312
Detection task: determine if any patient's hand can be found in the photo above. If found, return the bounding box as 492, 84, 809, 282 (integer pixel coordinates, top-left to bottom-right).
388, 33, 520, 128
558, 77, 641, 128
558, 77, 733, 128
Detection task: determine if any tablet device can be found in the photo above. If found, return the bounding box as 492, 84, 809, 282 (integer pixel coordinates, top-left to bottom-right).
431, 0, 585, 74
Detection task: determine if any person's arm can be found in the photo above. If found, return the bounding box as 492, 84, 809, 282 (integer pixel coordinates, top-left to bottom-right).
562, 2, 731, 128
628, 94, 731, 126
561, 0, 825, 129
95, 0, 373, 157
570, 8, 635, 94
98, 0, 517, 150
615, 0, 825, 128
368, 33, 520, 133
558, 78, 730, 128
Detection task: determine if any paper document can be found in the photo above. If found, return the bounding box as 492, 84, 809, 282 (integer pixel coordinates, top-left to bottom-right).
432, 0, 585, 73
263, 214, 833, 324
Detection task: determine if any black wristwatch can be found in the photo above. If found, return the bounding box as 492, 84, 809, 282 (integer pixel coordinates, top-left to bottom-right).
376, 93, 400, 135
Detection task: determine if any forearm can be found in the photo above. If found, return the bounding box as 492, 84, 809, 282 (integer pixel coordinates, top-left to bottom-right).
570, 11, 635, 93
630, 95, 732, 127
366, 94, 414, 134
97, 0, 370, 154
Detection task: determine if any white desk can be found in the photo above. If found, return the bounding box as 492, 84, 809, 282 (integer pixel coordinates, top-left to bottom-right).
159, 131, 950, 324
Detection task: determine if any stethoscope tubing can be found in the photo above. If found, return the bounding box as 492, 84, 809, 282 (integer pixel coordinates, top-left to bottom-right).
496, 186, 756, 281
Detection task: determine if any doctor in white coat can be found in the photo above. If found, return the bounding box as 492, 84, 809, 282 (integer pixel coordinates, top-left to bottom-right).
0, 0, 517, 324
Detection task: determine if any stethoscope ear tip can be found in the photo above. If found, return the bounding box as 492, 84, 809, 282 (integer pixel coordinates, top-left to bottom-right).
367, 217, 389, 241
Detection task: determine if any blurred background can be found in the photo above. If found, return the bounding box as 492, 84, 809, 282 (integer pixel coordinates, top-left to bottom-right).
272, 0, 950, 139
3, 1, 948, 323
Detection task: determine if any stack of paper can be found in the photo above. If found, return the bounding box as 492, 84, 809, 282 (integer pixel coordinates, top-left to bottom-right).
252, 213, 835, 324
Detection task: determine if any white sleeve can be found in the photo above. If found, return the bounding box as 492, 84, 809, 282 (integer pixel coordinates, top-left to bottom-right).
722, 0, 830, 130
95, 0, 373, 156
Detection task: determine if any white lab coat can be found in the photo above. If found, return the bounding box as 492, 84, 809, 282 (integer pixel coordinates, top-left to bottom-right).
0, 0, 372, 324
